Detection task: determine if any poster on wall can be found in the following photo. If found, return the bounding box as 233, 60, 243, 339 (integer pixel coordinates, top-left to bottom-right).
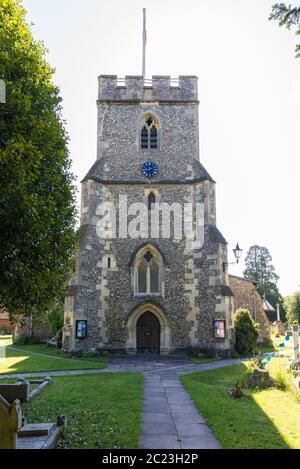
213, 320, 225, 338
76, 320, 87, 339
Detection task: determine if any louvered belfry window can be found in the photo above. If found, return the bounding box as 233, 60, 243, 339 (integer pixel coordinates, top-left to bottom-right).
140, 116, 158, 149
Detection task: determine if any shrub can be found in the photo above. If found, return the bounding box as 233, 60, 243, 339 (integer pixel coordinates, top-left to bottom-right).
268, 358, 292, 391
83, 350, 99, 359
13, 334, 28, 346
13, 334, 43, 345
48, 303, 64, 336
234, 309, 259, 356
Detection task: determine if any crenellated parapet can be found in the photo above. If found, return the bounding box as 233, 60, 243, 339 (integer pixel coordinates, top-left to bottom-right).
98, 75, 198, 102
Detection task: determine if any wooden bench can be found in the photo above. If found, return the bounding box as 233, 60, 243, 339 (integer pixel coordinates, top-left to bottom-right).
0, 395, 22, 449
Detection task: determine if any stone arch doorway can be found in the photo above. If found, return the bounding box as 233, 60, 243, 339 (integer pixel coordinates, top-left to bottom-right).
126, 303, 170, 355
137, 311, 160, 354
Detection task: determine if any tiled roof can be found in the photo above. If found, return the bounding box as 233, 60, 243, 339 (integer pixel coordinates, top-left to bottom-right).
208, 225, 228, 245
263, 299, 276, 312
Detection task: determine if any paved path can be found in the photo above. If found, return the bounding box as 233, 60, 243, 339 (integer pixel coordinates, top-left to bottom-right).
141, 373, 221, 449
0, 354, 244, 449
105, 356, 243, 449
104, 355, 243, 375
0, 356, 243, 380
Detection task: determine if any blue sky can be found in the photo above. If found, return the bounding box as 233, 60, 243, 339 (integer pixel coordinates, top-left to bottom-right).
22, 0, 300, 297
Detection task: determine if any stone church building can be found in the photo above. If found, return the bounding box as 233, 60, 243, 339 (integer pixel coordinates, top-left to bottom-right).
62, 74, 237, 355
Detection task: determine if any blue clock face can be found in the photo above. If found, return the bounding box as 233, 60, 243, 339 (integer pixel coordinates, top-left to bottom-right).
141, 161, 159, 178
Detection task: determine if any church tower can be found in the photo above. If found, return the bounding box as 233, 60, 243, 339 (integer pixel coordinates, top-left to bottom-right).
63, 75, 234, 355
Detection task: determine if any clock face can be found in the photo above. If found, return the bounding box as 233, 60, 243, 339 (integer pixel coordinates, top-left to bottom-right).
141, 161, 159, 178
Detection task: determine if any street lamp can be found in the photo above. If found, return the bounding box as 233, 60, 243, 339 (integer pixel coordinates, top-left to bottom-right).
232, 243, 242, 264
223, 243, 243, 273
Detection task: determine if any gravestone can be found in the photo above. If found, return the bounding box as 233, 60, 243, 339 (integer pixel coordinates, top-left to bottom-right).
272, 321, 286, 336
0, 380, 30, 403
292, 324, 300, 363
247, 368, 274, 388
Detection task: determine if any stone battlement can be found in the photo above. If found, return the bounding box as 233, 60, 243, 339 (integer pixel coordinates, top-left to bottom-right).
98, 75, 198, 102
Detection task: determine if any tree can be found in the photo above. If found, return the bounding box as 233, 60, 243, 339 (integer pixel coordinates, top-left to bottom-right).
284, 290, 300, 323
269, 3, 300, 58
234, 309, 260, 355
0, 0, 77, 321
243, 245, 285, 320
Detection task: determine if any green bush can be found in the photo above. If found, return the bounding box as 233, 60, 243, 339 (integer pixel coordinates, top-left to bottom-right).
83, 350, 99, 359
13, 335, 43, 345
234, 309, 259, 356
13, 334, 28, 346
48, 303, 64, 336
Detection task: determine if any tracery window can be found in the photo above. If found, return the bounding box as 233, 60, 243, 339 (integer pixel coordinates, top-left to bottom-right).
134, 246, 164, 295
140, 115, 159, 149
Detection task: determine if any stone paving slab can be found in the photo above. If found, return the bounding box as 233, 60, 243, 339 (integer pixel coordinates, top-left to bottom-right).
18, 423, 55, 437
175, 422, 214, 437
140, 434, 181, 449
168, 403, 199, 413
142, 412, 172, 423
181, 436, 222, 449
142, 421, 177, 435
172, 411, 206, 424
144, 390, 165, 398
143, 402, 170, 413
17, 435, 49, 450
140, 371, 223, 450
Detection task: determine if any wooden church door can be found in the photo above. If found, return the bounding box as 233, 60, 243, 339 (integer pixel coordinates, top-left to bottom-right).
137, 312, 160, 354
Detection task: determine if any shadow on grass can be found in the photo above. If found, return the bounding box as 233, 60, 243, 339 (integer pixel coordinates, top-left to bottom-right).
181, 362, 299, 449
0, 346, 109, 375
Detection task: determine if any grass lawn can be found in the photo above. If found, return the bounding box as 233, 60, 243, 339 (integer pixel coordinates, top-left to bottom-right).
0, 337, 109, 374
21, 373, 143, 448
182, 360, 300, 449
10, 342, 110, 363
257, 334, 288, 353
12, 343, 65, 356
189, 357, 219, 365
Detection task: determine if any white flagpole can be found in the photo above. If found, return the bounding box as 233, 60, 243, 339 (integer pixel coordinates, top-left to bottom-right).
276, 303, 280, 322
142, 8, 146, 79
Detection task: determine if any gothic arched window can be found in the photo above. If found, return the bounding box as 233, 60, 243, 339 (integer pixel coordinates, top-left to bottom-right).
140, 115, 159, 150
134, 245, 164, 295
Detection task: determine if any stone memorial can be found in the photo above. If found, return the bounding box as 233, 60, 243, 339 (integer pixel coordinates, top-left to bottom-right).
290, 324, 300, 369
247, 368, 274, 388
